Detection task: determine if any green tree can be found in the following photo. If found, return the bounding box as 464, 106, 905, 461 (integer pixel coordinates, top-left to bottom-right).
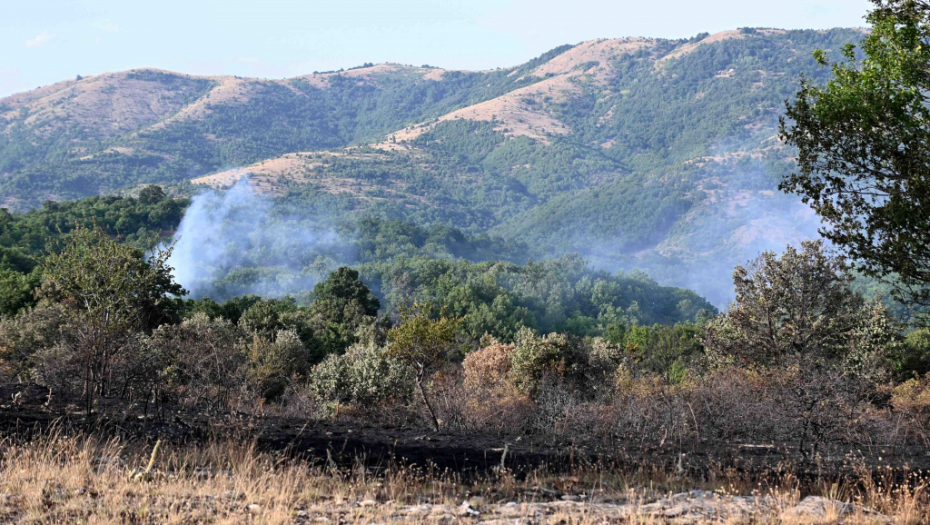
39, 224, 184, 413
704, 240, 866, 366
308, 267, 380, 355
780, 0, 930, 316
704, 241, 901, 457
0, 269, 41, 316
385, 303, 462, 431
137, 185, 168, 206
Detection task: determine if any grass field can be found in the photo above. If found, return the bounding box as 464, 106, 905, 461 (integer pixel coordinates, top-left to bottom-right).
0, 431, 925, 524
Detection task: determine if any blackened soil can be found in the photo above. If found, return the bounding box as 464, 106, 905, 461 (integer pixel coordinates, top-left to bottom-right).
1, 383, 927, 484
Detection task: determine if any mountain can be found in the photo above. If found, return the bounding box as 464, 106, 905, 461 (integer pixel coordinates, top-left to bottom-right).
0, 28, 867, 305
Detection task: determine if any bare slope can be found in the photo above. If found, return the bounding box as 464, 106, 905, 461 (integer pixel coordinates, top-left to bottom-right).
0, 28, 868, 304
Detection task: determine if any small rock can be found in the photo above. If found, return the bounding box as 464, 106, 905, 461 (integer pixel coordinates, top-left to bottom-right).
247, 503, 261, 513
561, 494, 581, 502
360, 499, 377, 507
671, 490, 715, 500
403, 504, 433, 516
457, 502, 480, 516
785, 496, 889, 521
786, 496, 853, 518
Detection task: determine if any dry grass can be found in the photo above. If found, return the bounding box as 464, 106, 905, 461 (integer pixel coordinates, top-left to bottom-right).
0, 431, 925, 524
0, 69, 208, 139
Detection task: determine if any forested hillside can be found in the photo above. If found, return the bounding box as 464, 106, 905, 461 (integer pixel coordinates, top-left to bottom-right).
0, 192, 713, 332
0, 28, 867, 304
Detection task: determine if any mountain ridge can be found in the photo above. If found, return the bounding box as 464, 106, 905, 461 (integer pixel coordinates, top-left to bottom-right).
0, 28, 867, 304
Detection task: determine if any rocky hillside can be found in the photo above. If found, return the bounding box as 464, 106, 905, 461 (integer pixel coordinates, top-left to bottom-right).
0, 28, 866, 304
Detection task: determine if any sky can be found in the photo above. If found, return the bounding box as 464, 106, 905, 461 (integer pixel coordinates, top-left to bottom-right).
2, 0, 872, 98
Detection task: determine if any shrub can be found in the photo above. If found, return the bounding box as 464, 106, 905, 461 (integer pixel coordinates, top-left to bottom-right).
243, 329, 313, 401
239, 298, 323, 362
0, 304, 68, 382
308, 343, 413, 407
510, 327, 590, 396
146, 313, 246, 409
462, 337, 515, 389
452, 337, 533, 433
891, 374, 930, 447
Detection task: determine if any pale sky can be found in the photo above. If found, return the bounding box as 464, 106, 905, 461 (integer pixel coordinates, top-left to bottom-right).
2, 0, 872, 98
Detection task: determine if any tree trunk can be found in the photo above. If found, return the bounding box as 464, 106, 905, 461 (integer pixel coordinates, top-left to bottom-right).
416, 374, 440, 432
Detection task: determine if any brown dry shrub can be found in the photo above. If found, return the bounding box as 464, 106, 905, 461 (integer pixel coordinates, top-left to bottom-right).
427, 340, 534, 434
891, 374, 930, 447
462, 339, 515, 389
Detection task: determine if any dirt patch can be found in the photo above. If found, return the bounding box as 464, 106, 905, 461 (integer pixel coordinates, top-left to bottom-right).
147, 75, 259, 130
531, 38, 655, 81
659, 29, 787, 64
2, 69, 210, 139
191, 150, 427, 202
423, 69, 447, 81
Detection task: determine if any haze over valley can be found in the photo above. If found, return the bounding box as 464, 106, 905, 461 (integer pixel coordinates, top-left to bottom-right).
0, 28, 865, 305
6, 1, 930, 522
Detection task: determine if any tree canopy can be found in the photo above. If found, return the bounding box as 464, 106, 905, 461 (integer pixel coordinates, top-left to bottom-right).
781, 0, 930, 316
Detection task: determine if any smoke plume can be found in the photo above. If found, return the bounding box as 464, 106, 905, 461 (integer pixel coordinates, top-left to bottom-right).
167, 178, 347, 300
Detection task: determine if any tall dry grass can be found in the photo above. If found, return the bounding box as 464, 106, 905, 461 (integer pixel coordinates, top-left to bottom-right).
0, 431, 926, 524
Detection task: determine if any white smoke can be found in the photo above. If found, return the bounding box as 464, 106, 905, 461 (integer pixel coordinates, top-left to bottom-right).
167, 177, 346, 300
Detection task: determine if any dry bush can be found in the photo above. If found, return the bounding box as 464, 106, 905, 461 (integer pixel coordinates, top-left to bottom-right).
510, 328, 591, 396
146, 312, 248, 410
435, 339, 532, 434
606, 371, 695, 445
431, 367, 534, 435
685, 368, 781, 444
891, 374, 930, 447
462, 339, 514, 389
0, 304, 69, 383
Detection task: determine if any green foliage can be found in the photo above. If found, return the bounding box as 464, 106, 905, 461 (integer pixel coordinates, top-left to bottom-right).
0, 192, 186, 263
510, 327, 590, 395
0, 269, 40, 315
38, 224, 184, 410
780, 1, 930, 318
360, 254, 715, 340
386, 303, 462, 375
893, 328, 930, 378
306, 267, 381, 356
308, 343, 414, 406
621, 323, 705, 381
